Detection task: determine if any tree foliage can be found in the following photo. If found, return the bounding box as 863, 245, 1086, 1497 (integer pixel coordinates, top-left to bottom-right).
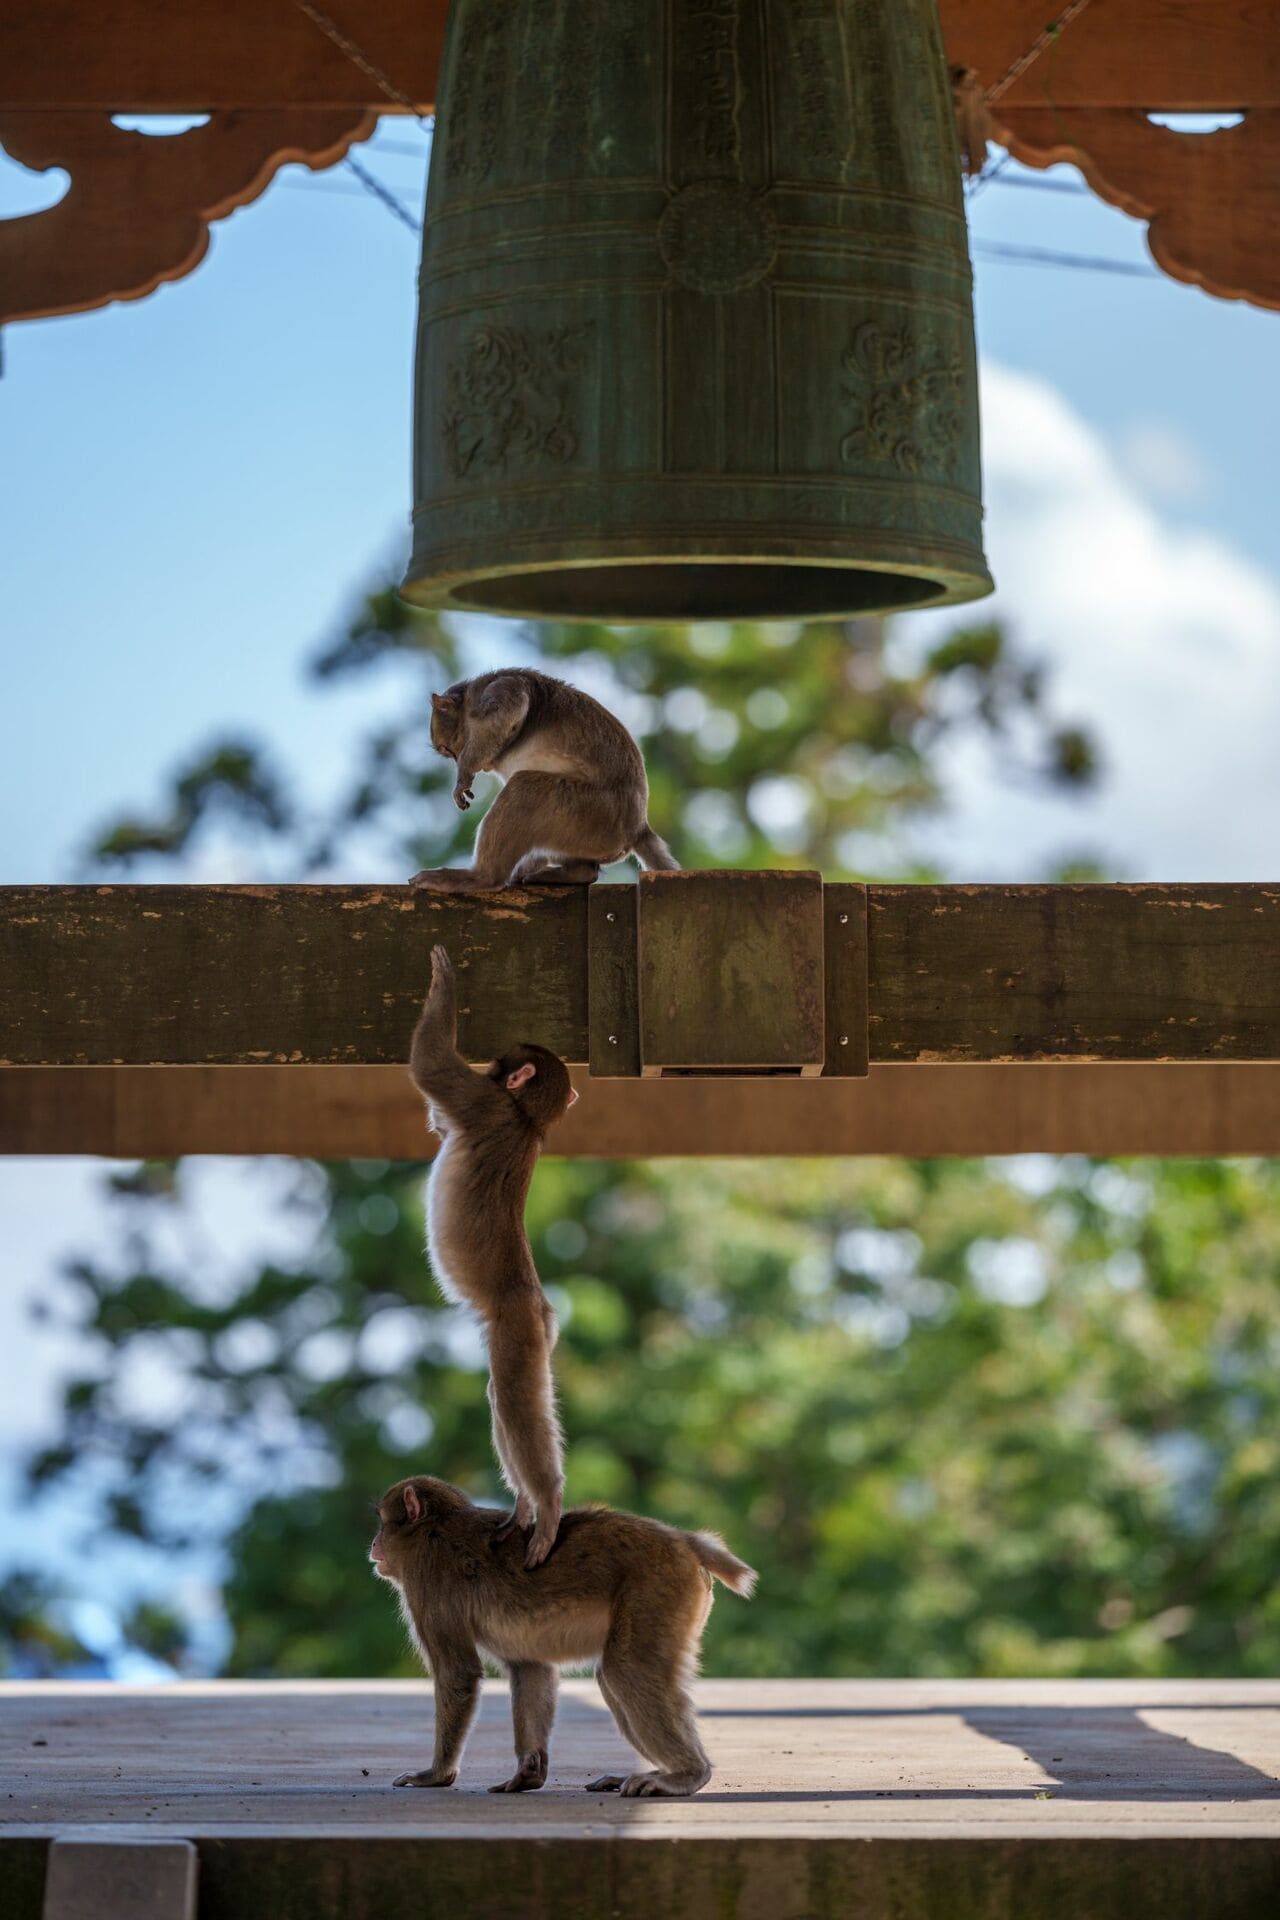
28, 587, 1280, 1682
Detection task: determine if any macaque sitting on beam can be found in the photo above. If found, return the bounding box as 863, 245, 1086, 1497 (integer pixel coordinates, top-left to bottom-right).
411, 669, 678, 890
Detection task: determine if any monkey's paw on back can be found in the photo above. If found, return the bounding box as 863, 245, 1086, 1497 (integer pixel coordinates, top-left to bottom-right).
394, 1768, 458, 1789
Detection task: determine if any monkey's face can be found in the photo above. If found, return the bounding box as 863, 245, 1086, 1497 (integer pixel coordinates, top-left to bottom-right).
371, 1476, 466, 1581
488, 1044, 579, 1131
429, 690, 464, 761
369, 1478, 424, 1583
369, 1516, 396, 1583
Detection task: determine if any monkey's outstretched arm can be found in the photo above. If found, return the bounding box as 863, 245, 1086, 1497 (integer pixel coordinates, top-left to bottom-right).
394, 1636, 483, 1788
409, 945, 506, 1128
453, 674, 531, 809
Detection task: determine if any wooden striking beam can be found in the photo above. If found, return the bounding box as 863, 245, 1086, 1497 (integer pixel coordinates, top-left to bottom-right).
2, 884, 1278, 1070
1, 3, 1274, 113
7, 1063, 1280, 1158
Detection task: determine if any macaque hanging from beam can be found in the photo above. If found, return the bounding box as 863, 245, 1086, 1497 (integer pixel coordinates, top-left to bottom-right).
409, 944, 576, 1566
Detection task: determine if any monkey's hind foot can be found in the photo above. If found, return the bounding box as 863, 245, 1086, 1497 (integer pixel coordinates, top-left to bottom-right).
408, 867, 483, 892
524, 1514, 560, 1569
584, 1773, 626, 1793
493, 1499, 534, 1545
393, 1768, 458, 1789
488, 1749, 548, 1794
619, 1769, 711, 1798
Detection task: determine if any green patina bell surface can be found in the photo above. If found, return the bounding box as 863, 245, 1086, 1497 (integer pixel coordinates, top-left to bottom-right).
403, 0, 994, 623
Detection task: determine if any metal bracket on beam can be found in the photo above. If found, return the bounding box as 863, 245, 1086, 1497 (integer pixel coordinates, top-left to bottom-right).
824, 881, 870, 1077
587, 883, 640, 1077
587, 873, 868, 1079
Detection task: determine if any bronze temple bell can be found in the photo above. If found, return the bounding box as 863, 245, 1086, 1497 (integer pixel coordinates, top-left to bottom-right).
403, 0, 994, 623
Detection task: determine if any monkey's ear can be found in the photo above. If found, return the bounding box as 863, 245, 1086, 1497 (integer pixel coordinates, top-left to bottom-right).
402, 1483, 423, 1523
567, 1087, 579, 1108
431, 692, 460, 715
505, 1062, 537, 1094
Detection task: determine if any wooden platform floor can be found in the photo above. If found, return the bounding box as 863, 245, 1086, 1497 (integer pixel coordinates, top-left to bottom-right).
4, 1677, 1280, 1836
4, 1680, 1280, 1917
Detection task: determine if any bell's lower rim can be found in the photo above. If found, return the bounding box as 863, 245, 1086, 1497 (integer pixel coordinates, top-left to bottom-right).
401, 552, 994, 624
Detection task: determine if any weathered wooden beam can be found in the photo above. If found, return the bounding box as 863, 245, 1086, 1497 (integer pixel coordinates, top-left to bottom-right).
8, 1063, 1280, 1158
869, 884, 1280, 1063
2, 2, 1273, 112
0, 884, 588, 1066
3, 884, 1279, 1075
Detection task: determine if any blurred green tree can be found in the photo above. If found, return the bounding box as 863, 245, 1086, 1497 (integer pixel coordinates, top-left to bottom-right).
39, 589, 1280, 1683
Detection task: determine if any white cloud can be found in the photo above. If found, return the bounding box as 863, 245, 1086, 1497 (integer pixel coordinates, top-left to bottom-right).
1116, 421, 1208, 505
905, 361, 1280, 879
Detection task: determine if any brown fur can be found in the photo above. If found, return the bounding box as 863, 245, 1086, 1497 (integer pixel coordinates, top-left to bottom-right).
409, 945, 576, 1567
410, 668, 678, 891
370, 1475, 755, 1796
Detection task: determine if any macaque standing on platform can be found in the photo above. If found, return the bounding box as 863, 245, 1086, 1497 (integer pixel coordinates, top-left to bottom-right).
409, 945, 576, 1566
370, 1475, 755, 1796
410, 668, 678, 890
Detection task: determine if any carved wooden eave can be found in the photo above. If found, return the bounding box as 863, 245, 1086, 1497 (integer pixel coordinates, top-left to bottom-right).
0, 108, 376, 324
1, 2, 1278, 326
994, 108, 1280, 313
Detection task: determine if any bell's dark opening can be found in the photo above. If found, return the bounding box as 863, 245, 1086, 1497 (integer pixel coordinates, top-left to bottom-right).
448, 564, 950, 622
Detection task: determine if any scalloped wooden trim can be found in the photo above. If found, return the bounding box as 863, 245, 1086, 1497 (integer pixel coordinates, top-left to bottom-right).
995, 107, 1280, 314
0, 107, 378, 324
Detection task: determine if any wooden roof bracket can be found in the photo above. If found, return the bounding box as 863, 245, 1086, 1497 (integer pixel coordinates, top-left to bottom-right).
587, 873, 869, 1080
0, 108, 377, 325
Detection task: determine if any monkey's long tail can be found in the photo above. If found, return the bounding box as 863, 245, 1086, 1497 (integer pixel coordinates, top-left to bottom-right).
688, 1530, 757, 1596
632, 824, 680, 871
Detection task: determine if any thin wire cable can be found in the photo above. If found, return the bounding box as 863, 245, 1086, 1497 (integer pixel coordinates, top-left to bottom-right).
966, 150, 1012, 199
294, 0, 433, 132
281, 177, 379, 200
364, 136, 434, 159
973, 240, 1158, 279
986, 0, 1095, 104
343, 154, 419, 233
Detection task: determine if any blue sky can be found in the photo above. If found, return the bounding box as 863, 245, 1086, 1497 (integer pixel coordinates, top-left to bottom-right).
2, 120, 1277, 888
1, 117, 1277, 1640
